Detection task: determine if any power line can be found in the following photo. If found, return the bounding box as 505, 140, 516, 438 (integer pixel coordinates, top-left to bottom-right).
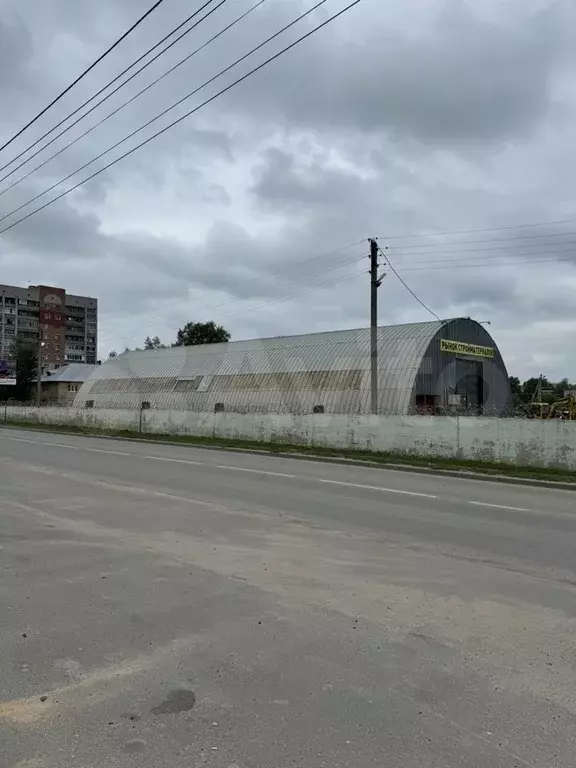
388, 237, 576, 261
0, 0, 170, 155
0, 0, 353, 231
0, 0, 243, 193
164, 251, 365, 318
382, 228, 576, 252
117, 297, 367, 357
396, 254, 576, 273
0, 0, 224, 177
379, 245, 441, 321
140, 264, 365, 338
389, 244, 576, 269
376, 217, 576, 242
140, 240, 366, 331
216, 268, 365, 321
0, 0, 266, 198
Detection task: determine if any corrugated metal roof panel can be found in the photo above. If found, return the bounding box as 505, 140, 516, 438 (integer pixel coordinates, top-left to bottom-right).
76, 321, 445, 413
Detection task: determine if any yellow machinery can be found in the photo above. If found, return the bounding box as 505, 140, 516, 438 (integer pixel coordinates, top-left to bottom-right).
527, 395, 576, 420
548, 395, 576, 420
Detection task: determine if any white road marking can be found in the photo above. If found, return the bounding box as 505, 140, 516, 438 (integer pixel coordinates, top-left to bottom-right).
3, 436, 77, 449
468, 501, 528, 512
144, 455, 204, 466
4, 436, 130, 456
215, 465, 295, 479
317, 478, 437, 499
4, 433, 542, 513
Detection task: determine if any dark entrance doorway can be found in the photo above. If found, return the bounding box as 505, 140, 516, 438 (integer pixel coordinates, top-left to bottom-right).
454, 359, 484, 414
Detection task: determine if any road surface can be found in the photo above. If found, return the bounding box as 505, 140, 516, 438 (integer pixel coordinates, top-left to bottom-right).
1, 427, 575, 767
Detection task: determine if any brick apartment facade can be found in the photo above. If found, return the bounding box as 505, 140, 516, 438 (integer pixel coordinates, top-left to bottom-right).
0, 284, 97, 372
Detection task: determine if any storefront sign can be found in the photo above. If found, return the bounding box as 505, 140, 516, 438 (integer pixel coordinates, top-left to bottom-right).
440, 339, 494, 359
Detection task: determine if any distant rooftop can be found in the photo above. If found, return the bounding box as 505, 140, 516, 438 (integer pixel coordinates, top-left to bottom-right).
42, 363, 97, 383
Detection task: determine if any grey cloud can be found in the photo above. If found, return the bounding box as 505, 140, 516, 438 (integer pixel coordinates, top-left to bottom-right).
0, 0, 575, 381
222, 0, 568, 146
0, 13, 34, 113
252, 147, 367, 211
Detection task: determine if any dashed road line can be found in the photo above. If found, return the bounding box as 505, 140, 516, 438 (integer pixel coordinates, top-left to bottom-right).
216, 464, 296, 479
468, 500, 528, 512
3, 433, 544, 512
144, 455, 204, 466
317, 478, 437, 499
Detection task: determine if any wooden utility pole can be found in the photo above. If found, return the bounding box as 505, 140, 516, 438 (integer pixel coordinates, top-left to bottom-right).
36, 330, 43, 403
369, 238, 383, 415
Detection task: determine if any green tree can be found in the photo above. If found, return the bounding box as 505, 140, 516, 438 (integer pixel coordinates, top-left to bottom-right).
509, 376, 523, 407
10, 336, 38, 402
173, 321, 231, 347
522, 376, 552, 403
144, 335, 167, 350
108, 350, 117, 358
553, 378, 573, 398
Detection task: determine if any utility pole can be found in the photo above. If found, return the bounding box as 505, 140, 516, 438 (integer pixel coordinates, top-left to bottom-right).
36, 330, 43, 403
369, 238, 384, 415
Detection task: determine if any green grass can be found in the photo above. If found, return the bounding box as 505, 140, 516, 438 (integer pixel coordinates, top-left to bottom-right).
2, 417, 576, 485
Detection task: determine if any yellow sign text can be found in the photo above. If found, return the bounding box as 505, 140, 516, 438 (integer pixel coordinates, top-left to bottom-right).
440, 339, 494, 359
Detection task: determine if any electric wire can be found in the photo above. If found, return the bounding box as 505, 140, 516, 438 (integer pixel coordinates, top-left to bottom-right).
0, 0, 360, 233
376, 217, 576, 242
387, 237, 576, 261
384, 244, 576, 268
0, 0, 170, 155
121, 265, 365, 351
206, 268, 365, 321
0, 0, 250, 194
0, 1, 226, 177
396, 254, 576, 273
378, 245, 441, 321
163, 251, 365, 319
378, 228, 576, 252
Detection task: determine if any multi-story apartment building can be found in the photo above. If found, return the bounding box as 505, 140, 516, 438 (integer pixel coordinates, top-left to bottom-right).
0, 284, 97, 371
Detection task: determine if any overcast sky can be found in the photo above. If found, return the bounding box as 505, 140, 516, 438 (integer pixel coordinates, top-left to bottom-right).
0, 0, 575, 380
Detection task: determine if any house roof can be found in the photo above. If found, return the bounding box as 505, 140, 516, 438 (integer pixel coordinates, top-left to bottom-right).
42, 363, 97, 383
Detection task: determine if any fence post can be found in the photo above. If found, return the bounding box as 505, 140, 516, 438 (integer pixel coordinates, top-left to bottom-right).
139, 402, 150, 435
456, 413, 461, 458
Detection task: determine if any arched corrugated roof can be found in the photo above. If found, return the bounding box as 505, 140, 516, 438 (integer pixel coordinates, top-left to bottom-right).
75, 320, 444, 413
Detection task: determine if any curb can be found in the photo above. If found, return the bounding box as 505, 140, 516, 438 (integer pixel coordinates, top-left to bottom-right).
2, 422, 576, 491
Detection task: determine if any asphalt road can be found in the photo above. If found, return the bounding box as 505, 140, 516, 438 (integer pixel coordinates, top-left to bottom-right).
1, 427, 575, 768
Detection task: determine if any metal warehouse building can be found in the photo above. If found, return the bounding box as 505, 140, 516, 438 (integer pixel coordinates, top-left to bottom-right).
75, 318, 512, 415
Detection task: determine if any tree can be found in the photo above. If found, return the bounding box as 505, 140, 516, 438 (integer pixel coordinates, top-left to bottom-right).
144, 335, 167, 350
522, 376, 553, 404
554, 378, 573, 398
10, 336, 37, 402
108, 350, 117, 358
509, 376, 521, 396
509, 376, 523, 408
173, 321, 231, 347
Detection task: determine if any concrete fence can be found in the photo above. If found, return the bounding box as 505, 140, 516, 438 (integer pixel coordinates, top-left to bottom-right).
2, 404, 576, 471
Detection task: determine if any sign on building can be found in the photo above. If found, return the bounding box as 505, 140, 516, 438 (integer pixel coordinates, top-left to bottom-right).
0, 358, 16, 386
440, 339, 494, 359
